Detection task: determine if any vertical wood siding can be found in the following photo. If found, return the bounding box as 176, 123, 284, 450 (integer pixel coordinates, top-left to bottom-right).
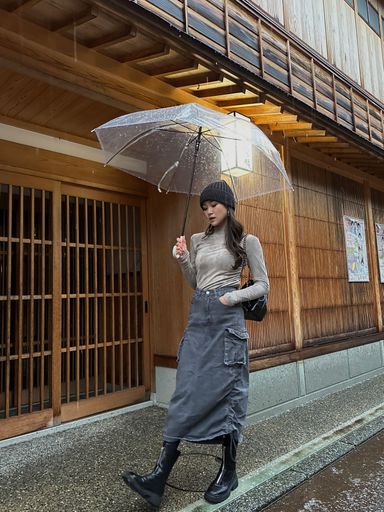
283, 0, 328, 58
355, 16, 384, 100
323, 0, 361, 84
292, 158, 377, 343
256, 0, 284, 24
237, 196, 292, 355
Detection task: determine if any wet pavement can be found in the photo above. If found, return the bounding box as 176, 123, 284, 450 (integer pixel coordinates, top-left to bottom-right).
0, 373, 383, 511
265, 431, 384, 512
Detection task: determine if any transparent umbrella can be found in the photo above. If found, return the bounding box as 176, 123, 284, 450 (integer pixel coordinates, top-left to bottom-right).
93, 103, 293, 235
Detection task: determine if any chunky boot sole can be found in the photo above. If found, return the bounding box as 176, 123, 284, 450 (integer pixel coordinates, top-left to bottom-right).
204, 476, 238, 504
122, 472, 162, 509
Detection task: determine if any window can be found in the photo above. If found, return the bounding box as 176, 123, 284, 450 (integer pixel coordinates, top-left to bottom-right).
357, 0, 369, 22
356, 0, 382, 36
368, 3, 380, 34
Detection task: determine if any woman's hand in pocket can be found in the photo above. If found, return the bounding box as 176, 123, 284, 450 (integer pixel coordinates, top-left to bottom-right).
219, 294, 231, 306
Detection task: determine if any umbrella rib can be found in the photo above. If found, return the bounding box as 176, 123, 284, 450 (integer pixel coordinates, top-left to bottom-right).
105, 121, 181, 164
157, 130, 199, 193
201, 134, 223, 152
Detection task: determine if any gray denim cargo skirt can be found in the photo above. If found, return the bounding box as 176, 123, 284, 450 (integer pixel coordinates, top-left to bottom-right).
163, 286, 249, 444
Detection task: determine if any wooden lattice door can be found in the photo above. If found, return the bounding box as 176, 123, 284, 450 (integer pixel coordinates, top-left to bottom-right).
0, 173, 59, 439
60, 186, 148, 421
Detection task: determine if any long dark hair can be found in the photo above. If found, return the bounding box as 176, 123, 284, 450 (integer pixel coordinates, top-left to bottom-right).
204, 208, 245, 269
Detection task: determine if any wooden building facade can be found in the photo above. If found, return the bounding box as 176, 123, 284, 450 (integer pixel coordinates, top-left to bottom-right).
0, 0, 383, 440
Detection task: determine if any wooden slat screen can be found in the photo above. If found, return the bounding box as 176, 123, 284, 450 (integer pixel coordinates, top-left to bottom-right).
370, 189, 384, 313
237, 192, 292, 355
292, 158, 376, 344
60, 194, 144, 405
0, 183, 53, 419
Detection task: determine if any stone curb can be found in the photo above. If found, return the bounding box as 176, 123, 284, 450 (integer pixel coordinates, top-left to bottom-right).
178, 403, 384, 512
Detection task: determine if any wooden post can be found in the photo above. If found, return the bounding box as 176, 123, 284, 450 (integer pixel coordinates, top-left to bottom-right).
350, 87, 356, 132
332, 73, 339, 123
51, 182, 62, 424
366, 99, 372, 142
287, 40, 293, 95
183, 0, 189, 33
364, 182, 383, 332
258, 18, 265, 77
224, 0, 231, 58
282, 140, 303, 349
310, 57, 317, 110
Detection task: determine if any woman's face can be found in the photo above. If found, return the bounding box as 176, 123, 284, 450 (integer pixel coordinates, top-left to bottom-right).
201, 201, 228, 228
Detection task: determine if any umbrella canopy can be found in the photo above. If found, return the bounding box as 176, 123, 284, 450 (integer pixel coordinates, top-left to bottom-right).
93, 103, 293, 233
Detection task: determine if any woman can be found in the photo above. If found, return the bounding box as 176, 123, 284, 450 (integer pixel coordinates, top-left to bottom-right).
122, 180, 269, 508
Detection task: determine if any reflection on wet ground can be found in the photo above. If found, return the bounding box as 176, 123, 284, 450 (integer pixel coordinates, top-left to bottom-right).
265, 431, 384, 512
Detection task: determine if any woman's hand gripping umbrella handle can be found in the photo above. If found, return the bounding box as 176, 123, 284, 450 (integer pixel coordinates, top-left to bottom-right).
172, 236, 187, 259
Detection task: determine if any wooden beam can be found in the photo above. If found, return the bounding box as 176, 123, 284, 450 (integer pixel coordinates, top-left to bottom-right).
284, 130, 326, 137
249, 334, 383, 371
0, 409, 53, 440
321, 149, 362, 155
232, 104, 281, 115
166, 71, 223, 88
9, 0, 42, 12
290, 142, 384, 191
252, 114, 297, 124
216, 97, 261, 108
341, 157, 380, 162
194, 84, 245, 98
119, 45, 170, 64
86, 27, 137, 49
52, 8, 98, 34
0, 9, 221, 112
308, 143, 351, 149
270, 122, 312, 132
150, 61, 198, 78
0, 114, 99, 147
297, 136, 338, 143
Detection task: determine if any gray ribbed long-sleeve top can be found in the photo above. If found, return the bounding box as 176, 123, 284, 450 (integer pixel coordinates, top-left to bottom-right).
175, 226, 269, 306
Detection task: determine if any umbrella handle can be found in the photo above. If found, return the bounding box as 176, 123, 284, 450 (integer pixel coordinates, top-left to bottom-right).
180, 126, 202, 236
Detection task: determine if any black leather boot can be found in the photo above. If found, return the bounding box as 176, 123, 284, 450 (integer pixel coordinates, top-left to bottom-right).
122, 441, 180, 509
204, 433, 238, 504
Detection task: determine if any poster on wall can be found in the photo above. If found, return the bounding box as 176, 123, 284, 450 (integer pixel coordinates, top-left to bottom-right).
375, 223, 384, 283
343, 216, 369, 282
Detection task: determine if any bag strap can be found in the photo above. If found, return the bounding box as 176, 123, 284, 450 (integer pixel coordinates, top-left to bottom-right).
240, 234, 251, 280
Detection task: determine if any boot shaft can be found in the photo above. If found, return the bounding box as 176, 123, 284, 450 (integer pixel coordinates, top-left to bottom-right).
152, 442, 180, 480
222, 433, 237, 471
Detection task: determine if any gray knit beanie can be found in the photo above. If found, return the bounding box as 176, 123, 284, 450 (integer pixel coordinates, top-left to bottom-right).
199, 180, 236, 209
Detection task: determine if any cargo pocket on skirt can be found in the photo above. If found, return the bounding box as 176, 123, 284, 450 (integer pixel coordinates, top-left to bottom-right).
224, 328, 249, 366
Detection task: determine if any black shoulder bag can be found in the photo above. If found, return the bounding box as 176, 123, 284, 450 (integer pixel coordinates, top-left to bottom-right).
241, 235, 268, 322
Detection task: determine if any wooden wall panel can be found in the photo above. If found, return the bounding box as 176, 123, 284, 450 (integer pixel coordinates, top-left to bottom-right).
147, 190, 206, 357
237, 195, 292, 353
356, 17, 384, 100
0, 139, 147, 197
323, 0, 361, 84
283, 0, 328, 57
292, 158, 376, 343
255, 0, 284, 24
